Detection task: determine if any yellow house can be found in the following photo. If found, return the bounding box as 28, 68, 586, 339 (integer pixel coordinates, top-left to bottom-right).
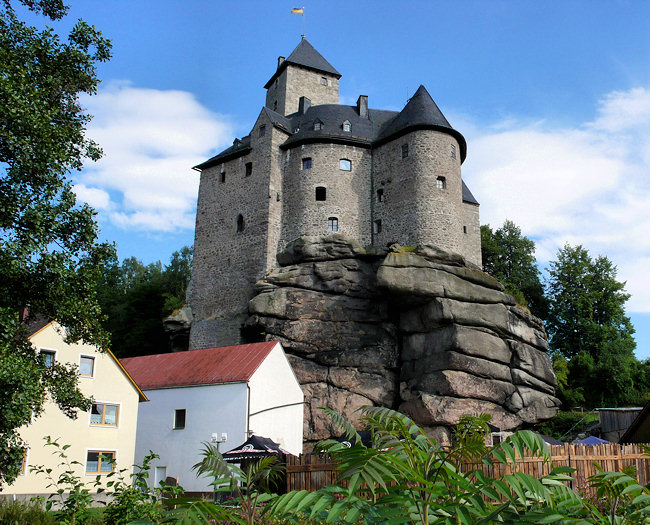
5, 320, 147, 497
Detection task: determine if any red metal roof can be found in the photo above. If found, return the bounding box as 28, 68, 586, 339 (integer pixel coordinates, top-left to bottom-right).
120, 342, 279, 390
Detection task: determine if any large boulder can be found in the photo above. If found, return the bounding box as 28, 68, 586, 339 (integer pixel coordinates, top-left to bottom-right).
244, 235, 559, 444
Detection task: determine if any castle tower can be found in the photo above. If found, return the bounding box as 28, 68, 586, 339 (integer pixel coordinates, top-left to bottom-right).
264, 37, 341, 116
188, 39, 481, 350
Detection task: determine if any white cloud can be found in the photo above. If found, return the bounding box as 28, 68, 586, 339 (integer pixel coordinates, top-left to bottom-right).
461, 86, 650, 313
74, 81, 234, 233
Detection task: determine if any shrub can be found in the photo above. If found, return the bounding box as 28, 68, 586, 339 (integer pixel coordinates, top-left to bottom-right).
0, 499, 54, 525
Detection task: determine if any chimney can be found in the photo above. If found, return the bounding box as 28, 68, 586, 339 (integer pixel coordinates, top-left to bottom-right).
277, 56, 285, 68
357, 95, 368, 118
298, 96, 311, 114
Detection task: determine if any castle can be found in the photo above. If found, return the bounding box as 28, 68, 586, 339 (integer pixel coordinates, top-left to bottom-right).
188, 38, 481, 349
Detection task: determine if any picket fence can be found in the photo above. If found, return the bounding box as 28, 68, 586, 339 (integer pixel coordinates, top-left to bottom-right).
286, 443, 650, 494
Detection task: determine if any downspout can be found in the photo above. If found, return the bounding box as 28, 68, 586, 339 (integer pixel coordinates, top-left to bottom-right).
370, 145, 375, 246
246, 383, 251, 438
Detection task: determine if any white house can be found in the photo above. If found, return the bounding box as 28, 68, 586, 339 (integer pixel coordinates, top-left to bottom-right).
121, 341, 303, 492
6, 319, 147, 498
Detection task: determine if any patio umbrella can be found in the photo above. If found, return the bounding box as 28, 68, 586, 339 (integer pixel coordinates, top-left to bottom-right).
221, 435, 288, 463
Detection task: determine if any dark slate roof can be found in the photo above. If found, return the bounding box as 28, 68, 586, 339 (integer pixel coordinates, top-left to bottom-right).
262, 107, 291, 133
462, 181, 479, 205
193, 135, 252, 170
265, 38, 341, 88
375, 85, 467, 161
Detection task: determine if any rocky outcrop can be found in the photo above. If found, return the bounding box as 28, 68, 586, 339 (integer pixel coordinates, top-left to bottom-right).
244, 235, 559, 444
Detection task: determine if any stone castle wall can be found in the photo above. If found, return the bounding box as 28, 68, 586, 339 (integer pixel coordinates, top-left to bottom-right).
279, 143, 372, 251
266, 65, 339, 116
460, 202, 481, 266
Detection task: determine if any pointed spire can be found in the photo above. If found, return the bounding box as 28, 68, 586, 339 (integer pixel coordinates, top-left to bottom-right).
265, 38, 340, 88
376, 85, 467, 161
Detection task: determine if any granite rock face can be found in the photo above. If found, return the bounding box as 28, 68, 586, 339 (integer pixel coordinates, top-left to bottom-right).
245, 235, 559, 444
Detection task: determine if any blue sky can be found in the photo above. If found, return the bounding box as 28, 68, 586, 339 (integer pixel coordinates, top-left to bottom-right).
23, 1, 650, 357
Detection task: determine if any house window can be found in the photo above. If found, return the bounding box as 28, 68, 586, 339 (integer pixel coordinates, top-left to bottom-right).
451, 145, 456, 159
220, 171, 226, 183
90, 403, 119, 427
320, 76, 328, 86
41, 349, 55, 368
86, 451, 115, 474
174, 409, 186, 430
376, 189, 384, 202
315, 186, 326, 201
373, 220, 382, 234
236, 214, 245, 233
245, 162, 252, 177
302, 157, 312, 170
436, 176, 446, 189
339, 159, 351, 171
80, 356, 94, 377
259, 125, 266, 137
313, 121, 322, 131
342, 120, 351, 132
19, 449, 27, 475
401, 144, 409, 158
327, 217, 338, 232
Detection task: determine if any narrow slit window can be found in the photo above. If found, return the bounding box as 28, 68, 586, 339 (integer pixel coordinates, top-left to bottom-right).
259, 125, 266, 137
302, 157, 312, 170
436, 176, 446, 189
401, 144, 409, 158
463, 226, 468, 234
373, 220, 382, 234
174, 409, 186, 430
220, 171, 226, 183
451, 145, 456, 159
339, 159, 351, 171
376, 189, 384, 202
315, 186, 326, 201
245, 162, 252, 177
328, 217, 338, 232
236, 214, 245, 232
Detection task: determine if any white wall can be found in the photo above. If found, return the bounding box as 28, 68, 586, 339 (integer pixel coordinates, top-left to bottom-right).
248, 344, 304, 455
134, 382, 248, 492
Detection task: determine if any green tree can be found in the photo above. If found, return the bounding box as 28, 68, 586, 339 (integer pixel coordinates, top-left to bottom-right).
0, 0, 112, 485
546, 244, 638, 407
481, 220, 548, 319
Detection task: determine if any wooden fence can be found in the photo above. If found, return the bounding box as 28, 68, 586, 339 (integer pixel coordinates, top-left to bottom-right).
286, 443, 650, 494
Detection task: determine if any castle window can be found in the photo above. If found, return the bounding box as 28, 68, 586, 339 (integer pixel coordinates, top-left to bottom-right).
373, 220, 382, 234
342, 120, 351, 132
273, 101, 277, 111
376, 189, 384, 202
463, 226, 468, 234
302, 157, 312, 170
320, 76, 328, 86
401, 144, 409, 158
315, 186, 326, 201
436, 176, 446, 189
220, 171, 226, 183
245, 162, 252, 177
237, 214, 245, 232
260, 125, 266, 137
339, 159, 351, 171
451, 145, 456, 159
313, 121, 322, 131
328, 217, 338, 232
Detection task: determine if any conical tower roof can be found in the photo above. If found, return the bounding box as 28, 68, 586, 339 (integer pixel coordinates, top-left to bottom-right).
375, 85, 467, 162
264, 38, 341, 88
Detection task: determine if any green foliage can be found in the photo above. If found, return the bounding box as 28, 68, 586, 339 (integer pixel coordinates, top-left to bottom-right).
535, 410, 599, 441
0, 0, 113, 486
96, 247, 193, 357
0, 498, 55, 525
269, 407, 650, 524
546, 244, 640, 408
481, 220, 548, 319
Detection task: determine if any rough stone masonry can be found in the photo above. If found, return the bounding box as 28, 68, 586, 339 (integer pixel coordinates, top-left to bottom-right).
244, 234, 560, 445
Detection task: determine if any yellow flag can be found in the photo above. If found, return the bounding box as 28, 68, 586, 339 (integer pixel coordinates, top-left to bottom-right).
291, 7, 304, 14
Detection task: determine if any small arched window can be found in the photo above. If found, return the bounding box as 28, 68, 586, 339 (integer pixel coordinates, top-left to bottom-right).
436, 176, 446, 190
328, 217, 338, 232
236, 214, 245, 232
339, 159, 351, 171
376, 189, 384, 202
342, 120, 351, 132
315, 186, 326, 201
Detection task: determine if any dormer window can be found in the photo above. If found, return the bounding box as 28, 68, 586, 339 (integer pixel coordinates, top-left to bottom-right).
342, 120, 351, 133
294, 127, 300, 134
313, 120, 323, 131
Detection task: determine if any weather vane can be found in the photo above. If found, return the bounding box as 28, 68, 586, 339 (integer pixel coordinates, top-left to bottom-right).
291, 6, 306, 38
